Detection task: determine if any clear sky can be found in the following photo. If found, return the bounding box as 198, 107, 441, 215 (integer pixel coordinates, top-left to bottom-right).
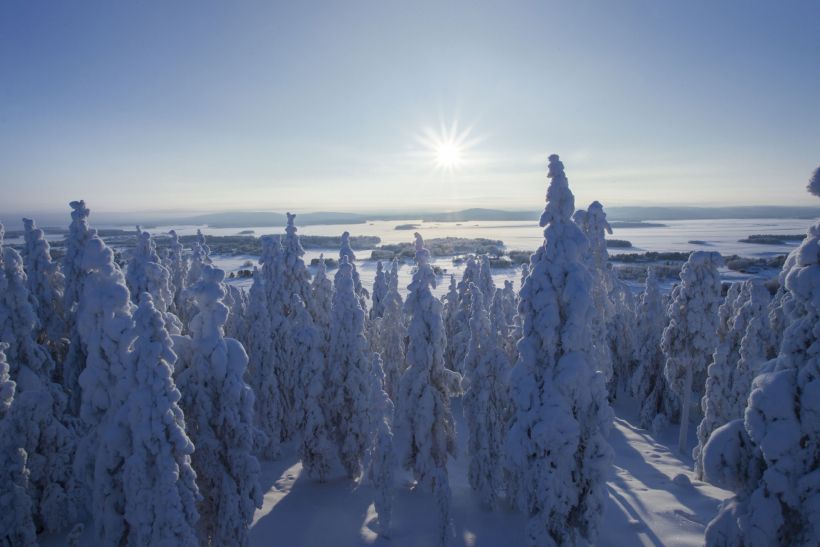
1, 0, 819, 215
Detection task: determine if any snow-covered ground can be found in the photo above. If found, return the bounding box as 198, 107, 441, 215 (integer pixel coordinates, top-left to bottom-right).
244, 399, 728, 547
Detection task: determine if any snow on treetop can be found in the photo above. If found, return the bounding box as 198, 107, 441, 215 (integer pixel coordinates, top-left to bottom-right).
80, 235, 116, 270
808, 166, 820, 197
686, 250, 725, 269
70, 199, 90, 220
540, 154, 576, 228
340, 231, 356, 261
188, 264, 227, 311
413, 232, 430, 266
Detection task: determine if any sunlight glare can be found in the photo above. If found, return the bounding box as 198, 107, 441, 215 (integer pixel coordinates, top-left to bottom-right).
417, 119, 480, 173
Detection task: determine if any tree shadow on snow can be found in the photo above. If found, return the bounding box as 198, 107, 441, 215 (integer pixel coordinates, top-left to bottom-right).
250, 467, 375, 547
607, 419, 722, 528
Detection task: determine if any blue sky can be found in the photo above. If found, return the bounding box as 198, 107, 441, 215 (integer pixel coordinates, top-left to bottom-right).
1, 0, 819, 214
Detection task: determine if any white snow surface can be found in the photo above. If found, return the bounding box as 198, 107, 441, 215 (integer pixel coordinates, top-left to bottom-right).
101, 400, 737, 547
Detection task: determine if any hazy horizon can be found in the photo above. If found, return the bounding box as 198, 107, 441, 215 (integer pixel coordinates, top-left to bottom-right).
2, 1, 819, 212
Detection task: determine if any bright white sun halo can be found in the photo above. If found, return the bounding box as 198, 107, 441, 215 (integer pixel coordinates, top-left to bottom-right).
418, 120, 478, 172
435, 141, 462, 169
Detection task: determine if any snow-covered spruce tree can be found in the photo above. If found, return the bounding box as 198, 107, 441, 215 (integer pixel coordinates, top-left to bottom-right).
62, 200, 95, 413
0, 238, 57, 382
371, 260, 388, 320
223, 284, 247, 341
186, 230, 212, 286
282, 212, 312, 307
289, 293, 333, 481
449, 255, 479, 374
661, 250, 723, 453
728, 279, 772, 419
340, 231, 369, 311
326, 256, 372, 480
75, 235, 136, 545
694, 279, 773, 478
309, 254, 333, 351
395, 233, 462, 544
123, 293, 199, 547
504, 155, 612, 546
574, 201, 615, 383
177, 264, 262, 547
165, 229, 189, 317
477, 254, 496, 309
442, 274, 460, 371
0, 239, 80, 535
609, 277, 638, 395
126, 227, 181, 334
693, 281, 750, 479
489, 287, 514, 367
377, 259, 406, 401
367, 353, 396, 537
243, 268, 282, 459
631, 267, 675, 431
703, 221, 820, 547
462, 282, 510, 509
22, 217, 66, 353
258, 234, 297, 440
0, 342, 37, 547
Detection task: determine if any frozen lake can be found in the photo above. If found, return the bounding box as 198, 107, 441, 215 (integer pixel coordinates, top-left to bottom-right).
144, 217, 811, 297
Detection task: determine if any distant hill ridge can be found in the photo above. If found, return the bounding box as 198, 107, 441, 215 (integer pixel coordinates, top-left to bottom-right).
3, 205, 818, 230
175, 205, 820, 227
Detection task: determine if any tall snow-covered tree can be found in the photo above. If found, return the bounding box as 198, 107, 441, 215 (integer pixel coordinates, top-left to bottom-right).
442, 274, 460, 371
367, 353, 396, 538
694, 279, 772, 478
326, 256, 372, 480
476, 254, 496, 309
75, 235, 136, 545
177, 264, 262, 547
662, 251, 723, 453
0, 239, 56, 383
703, 221, 820, 547
505, 155, 612, 547
123, 293, 199, 547
223, 284, 247, 341
340, 231, 369, 310
309, 254, 333, 345
574, 201, 615, 383
631, 267, 675, 431
290, 293, 333, 481
728, 280, 772, 419
22, 217, 66, 353
449, 256, 479, 374
376, 259, 406, 401
395, 233, 462, 544
371, 261, 388, 320
243, 268, 282, 459
165, 229, 189, 317
126, 227, 181, 334
62, 200, 95, 413
259, 233, 301, 440
0, 342, 37, 547
462, 282, 509, 509
0, 237, 80, 536
282, 212, 312, 306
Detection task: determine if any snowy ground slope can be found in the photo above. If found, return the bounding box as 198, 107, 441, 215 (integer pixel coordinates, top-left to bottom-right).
248, 400, 730, 547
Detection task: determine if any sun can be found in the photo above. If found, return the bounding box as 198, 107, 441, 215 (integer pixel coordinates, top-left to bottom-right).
417, 119, 479, 172
435, 140, 463, 169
